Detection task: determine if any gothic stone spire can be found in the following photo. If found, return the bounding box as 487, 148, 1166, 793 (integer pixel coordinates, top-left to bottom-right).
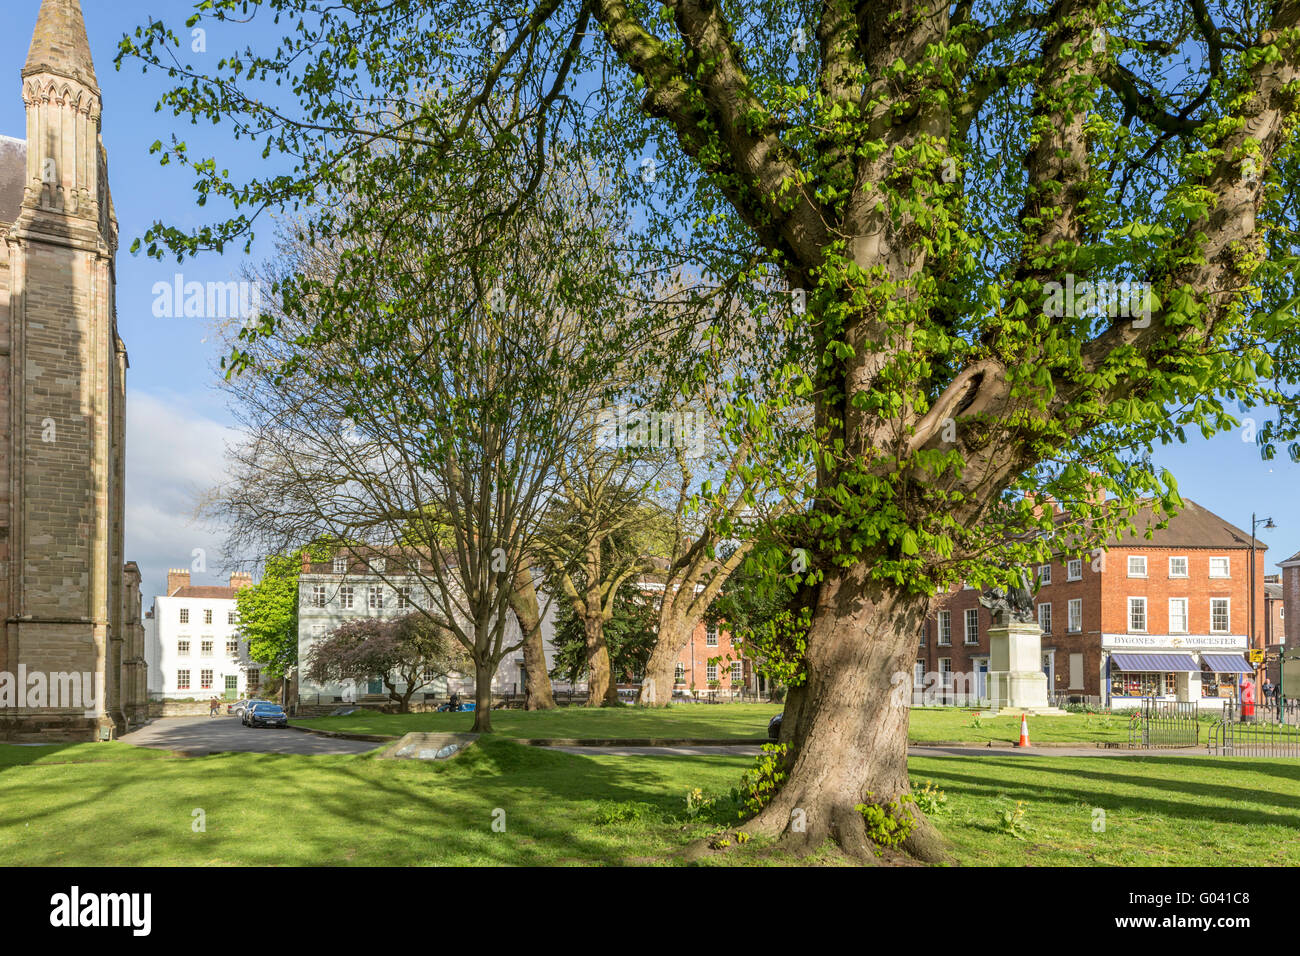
22, 0, 98, 91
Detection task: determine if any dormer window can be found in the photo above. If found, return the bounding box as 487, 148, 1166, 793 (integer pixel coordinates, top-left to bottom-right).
333, 557, 348, 574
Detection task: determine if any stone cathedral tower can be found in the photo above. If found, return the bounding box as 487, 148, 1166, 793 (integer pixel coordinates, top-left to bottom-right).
0, 0, 146, 739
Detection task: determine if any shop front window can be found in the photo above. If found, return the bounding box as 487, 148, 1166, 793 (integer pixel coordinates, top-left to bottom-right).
1201, 672, 1238, 699
1110, 671, 1176, 697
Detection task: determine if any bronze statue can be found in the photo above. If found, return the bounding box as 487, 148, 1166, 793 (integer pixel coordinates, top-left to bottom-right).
979, 578, 1037, 626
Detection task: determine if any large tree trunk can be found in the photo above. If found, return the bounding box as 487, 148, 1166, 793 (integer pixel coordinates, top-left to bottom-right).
509, 566, 555, 710
522, 624, 555, 710
638, 613, 691, 707
471, 658, 494, 732
740, 564, 947, 864
583, 614, 619, 707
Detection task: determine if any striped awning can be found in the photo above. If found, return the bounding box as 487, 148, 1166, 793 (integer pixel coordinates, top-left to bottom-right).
1110, 653, 1199, 672
1201, 654, 1253, 674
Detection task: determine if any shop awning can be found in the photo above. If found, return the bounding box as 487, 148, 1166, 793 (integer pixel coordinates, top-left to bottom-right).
1201, 654, 1253, 674
1110, 653, 1199, 672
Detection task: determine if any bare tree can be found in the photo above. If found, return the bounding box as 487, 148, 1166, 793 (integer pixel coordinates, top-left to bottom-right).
213, 144, 646, 732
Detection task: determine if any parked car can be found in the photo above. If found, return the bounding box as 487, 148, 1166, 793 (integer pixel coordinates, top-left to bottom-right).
767, 713, 783, 741
239, 699, 273, 724
234, 698, 271, 719
246, 703, 289, 728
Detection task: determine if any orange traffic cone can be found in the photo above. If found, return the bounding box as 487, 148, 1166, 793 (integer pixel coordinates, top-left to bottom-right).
1018, 713, 1030, 748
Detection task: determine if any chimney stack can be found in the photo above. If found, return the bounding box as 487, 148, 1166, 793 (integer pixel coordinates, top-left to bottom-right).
229, 572, 254, 591
166, 568, 190, 596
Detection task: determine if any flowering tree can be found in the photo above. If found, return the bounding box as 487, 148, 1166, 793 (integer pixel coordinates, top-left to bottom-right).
304, 613, 469, 712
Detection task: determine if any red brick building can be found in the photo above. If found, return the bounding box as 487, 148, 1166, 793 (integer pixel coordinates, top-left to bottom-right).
1279, 554, 1300, 651
631, 569, 754, 698
920, 500, 1268, 709
1277, 555, 1300, 694
671, 618, 750, 696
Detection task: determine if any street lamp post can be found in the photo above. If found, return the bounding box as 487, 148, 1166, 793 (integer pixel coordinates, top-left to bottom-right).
1249, 514, 1275, 715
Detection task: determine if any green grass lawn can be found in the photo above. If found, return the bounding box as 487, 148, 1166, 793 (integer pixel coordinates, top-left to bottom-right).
908, 752, 1300, 865
293, 702, 1180, 745
291, 702, 783, 740
0, 741, 178, 769
2, 736, 1298, 865
907, 707, 1139, 743
0, 737, 749, 866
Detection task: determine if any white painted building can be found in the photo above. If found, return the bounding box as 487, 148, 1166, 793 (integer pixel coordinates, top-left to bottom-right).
150, 569, 261, 699
296, 549, 572, 704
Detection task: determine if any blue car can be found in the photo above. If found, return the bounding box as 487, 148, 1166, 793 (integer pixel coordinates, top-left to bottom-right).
246, 702, 288, 728
436, 696, 475, 712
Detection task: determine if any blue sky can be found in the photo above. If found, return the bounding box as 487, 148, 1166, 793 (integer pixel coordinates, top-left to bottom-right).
1, 0, 1296, 602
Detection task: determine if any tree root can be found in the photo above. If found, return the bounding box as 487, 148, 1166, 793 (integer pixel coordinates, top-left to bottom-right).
680, 798, 952, 866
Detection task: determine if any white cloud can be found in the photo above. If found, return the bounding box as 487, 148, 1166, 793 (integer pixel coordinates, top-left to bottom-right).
125, 391, 242, 604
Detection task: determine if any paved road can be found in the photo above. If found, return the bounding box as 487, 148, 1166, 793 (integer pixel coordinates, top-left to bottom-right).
909, 744, 1213, 758
116, 724, 1214, 760
119, 715, 380, 756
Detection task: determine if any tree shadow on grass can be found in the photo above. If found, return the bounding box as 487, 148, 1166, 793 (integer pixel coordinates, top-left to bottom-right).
0, 741, 176, 772
910, 755, 1300, 831
0, 737, 749, 865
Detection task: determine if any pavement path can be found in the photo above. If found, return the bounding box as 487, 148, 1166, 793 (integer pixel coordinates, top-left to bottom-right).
909, 744, 1214, 758
553, 743, 1217, 758
119, 715, 380, 756
116, 720, 1218, 759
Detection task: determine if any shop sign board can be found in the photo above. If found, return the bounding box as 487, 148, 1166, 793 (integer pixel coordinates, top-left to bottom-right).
1101, 634, 1247, 650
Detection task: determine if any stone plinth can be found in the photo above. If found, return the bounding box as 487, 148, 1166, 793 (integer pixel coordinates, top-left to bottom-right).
986, 622, 1050, 711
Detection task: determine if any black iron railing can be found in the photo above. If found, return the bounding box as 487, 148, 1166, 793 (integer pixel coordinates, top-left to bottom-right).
1223, 698, 1300, 724
1127, 697, 1202, 748
1208, 718, 1300, 757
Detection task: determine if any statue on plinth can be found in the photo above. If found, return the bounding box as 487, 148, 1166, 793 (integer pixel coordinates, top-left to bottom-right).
979, 580, 1036, 627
